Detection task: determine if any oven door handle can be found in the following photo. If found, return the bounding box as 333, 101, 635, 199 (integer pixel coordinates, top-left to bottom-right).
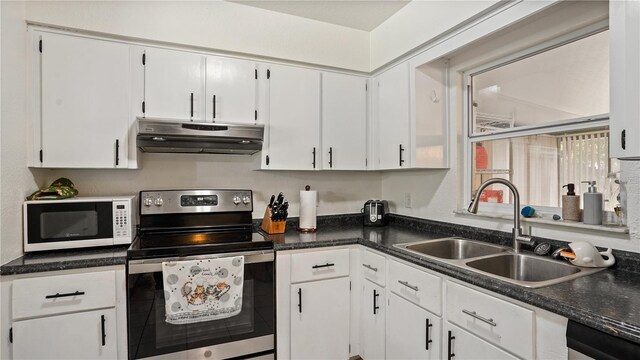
128, 250, 274, 274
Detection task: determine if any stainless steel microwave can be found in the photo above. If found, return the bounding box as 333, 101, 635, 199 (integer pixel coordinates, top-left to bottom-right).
23, 196, 135, 252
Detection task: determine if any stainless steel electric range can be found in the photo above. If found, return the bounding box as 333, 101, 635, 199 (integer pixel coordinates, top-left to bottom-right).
127, 189, 274, 360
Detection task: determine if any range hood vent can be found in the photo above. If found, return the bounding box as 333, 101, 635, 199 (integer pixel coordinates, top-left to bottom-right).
136, 118, 264, 155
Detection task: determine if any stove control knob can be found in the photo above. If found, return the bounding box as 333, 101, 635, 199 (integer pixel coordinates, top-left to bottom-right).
143, 198, 153, 207
233, 196, 241, 205
154, 198, 163, 207
242, 196, 251, 205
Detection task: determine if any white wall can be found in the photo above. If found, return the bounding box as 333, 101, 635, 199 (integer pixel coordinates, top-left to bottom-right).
33, 155, 381, 221
25, 0, 370, 72
370, 0, 502, 71
1, 1, 38, 265
382, 0, 640, 253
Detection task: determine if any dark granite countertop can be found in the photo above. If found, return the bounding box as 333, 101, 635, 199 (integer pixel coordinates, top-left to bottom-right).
0, 246, 129, 276
263, 214, 640, 345
2, 214, 639, 346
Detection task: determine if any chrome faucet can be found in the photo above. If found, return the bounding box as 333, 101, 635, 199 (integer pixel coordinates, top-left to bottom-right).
468, 178, 534, 253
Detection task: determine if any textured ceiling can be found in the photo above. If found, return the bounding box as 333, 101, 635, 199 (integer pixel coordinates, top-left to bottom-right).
228, 0, 411, 31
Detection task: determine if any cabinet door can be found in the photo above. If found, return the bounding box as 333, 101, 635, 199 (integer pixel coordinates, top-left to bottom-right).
322, 73, 367, 170
266, 65, 321, 170
360, 280, 385, 360
444, 323, 518, 360
610, 0, 640, 159
290, 277, 350, 359
40, 33, 130, 168
376, 62, 410, 169
206, 56, 257, 123
144, 48, 205, 121
13, 308, 117, 359
386, 293, 441, 360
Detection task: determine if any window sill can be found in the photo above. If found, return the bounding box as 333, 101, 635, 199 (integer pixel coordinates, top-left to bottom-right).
453, 209, 629, 234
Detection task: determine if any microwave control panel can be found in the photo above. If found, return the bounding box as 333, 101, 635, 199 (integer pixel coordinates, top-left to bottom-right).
113, 199, 132, 243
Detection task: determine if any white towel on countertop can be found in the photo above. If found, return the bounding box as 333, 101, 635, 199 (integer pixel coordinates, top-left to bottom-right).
162, 256, 244, 325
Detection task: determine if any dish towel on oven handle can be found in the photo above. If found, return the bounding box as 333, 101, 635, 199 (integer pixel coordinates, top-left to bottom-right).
162, 256, 244, 325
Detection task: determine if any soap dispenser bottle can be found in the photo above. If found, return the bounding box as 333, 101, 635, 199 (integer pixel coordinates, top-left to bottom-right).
582, 181, 603, 225
562, 183, 581, 221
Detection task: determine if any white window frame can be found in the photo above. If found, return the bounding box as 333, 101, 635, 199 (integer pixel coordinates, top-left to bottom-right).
462, 21, 610, 215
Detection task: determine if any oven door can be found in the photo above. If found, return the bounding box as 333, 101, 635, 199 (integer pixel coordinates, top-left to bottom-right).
25, 201, 114, 251
127, 250, 274, 360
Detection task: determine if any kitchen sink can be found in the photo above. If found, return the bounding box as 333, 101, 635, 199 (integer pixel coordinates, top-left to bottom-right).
465, 253, 603, 287
395, 238, 508, 260
394, 238, 605, 288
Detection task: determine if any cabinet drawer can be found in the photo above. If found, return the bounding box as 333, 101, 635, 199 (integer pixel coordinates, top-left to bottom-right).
446, 281, 534, 359
388, 259, 442, 315
13, 271, 116, 320
291, 249, 350, 283
361, 250, 386, 286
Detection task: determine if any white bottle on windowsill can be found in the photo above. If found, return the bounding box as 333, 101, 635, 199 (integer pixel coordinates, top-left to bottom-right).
582, 181, 603, 225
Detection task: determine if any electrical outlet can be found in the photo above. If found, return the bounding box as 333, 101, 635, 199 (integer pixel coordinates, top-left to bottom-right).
404, 192, 412, 208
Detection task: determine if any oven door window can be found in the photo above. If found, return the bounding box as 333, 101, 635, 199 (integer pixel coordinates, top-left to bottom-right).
27, 202, 113, 243
128, 261, 274, 359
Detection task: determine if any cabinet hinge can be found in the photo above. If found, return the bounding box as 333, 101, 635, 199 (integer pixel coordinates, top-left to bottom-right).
267, 69, 271, 79
39, 149, 43, 163
254, 110, 258, 121
365, 158, 368, 167
255, 69, 258, 79
39, 39, 42, 53
266, 155, 270, 166
142, 53, 146, 65
9, 327, 12, 343
349, 344, 351, 353
365, 83, 368, 91
349, 281, 351, 291
142, 101, 146, 114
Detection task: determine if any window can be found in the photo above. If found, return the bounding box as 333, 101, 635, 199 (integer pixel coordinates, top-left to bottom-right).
466, 28, 621, 218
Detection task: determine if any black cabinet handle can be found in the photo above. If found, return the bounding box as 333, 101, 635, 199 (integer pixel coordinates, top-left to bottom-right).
115, 139, 119, 166
298, 288, 302, 313
212, 95, 216, 120
399, 144, 405, 167
426, 318, 433, 350
329, 147, 333, 168
622, 129, 626, 150
101, 315, 106, 346
45, 291, 85, 299
190, 93, 194, 118
373, 289, 380, 315
447, 330, 455, 359
312, 147, 316, 169
312, 263, 335, 269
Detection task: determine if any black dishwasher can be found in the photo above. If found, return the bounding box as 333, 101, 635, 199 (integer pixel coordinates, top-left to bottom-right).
567, 320, 640, 359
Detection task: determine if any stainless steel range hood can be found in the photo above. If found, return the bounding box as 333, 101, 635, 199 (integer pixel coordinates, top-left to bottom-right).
136, 118, 264, 155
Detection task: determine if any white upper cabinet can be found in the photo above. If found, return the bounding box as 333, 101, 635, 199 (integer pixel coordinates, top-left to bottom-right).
375, 62, 411, 170
205, 56, 258, 124
610, 0, 640, 159
143, 48, 205, 121
36, 32, 132, 168
265, 64, 321, 170
410, 56, 449, 168
322, 72, 368, 170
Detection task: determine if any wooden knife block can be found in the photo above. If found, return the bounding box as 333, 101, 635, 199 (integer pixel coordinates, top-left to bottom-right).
261, 207, 286, 234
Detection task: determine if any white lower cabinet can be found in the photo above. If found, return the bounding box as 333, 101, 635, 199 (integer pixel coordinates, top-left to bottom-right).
360, 279, 386, 360
386, 292, 441, 360
13, 308, 117, 360
444, 323, 518, 360
277, 246, 568, 360
290, 276, 351, 360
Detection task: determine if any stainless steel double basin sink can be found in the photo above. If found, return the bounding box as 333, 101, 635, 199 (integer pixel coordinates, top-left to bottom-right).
394, 238, 604, 288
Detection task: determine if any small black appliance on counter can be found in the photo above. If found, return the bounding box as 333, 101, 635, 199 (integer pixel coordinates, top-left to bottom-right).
363, 200, 389, 227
